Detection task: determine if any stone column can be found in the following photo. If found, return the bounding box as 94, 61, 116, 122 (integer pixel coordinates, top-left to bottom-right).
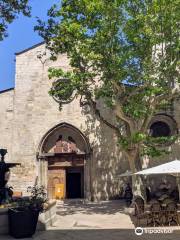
84, 153, 92, 201
38, 156, 48, 189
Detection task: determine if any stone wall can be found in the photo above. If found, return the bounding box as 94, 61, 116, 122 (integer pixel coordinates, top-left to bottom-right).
1, 42, 179, 200
6, 43, 128, 200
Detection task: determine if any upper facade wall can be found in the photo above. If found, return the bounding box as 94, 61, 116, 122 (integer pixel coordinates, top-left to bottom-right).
12, 43, 126, 198
13, 43, 88, 160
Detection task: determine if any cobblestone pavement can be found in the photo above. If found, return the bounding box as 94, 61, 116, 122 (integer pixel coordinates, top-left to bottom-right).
1, 200, 180, 240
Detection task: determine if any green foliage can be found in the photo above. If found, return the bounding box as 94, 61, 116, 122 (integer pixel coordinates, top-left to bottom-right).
118, 134, 177, 158
36, 0, 179, 163
142, 145, 170, 158
0, 0, 31, 40
13, 185, 47, 213
143, 135, 178, 157
48, 68, 74, 99
27, 185, 47, 212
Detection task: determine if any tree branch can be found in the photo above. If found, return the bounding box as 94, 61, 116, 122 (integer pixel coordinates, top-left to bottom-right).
140, 97, 156, 133
88, 98, 122, 137
113, 100, 136, 135
156, 87, 180, 102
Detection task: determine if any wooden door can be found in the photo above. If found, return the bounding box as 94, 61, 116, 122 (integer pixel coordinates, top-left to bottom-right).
48, 168, 66, 199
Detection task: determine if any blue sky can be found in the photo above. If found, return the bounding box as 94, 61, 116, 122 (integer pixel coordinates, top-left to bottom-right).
0, 0, 59, 91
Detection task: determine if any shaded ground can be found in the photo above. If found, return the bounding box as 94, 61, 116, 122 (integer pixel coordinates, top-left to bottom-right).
54, 199, 133, 229
2, 228, 180, 240
1, 200, 180, 239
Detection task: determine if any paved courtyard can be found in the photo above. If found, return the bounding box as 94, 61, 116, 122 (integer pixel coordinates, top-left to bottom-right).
54, 200, 134, 229
1, 200, 180, 240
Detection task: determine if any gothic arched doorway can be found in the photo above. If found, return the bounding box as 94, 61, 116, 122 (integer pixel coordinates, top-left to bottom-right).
37, 123, 91, 200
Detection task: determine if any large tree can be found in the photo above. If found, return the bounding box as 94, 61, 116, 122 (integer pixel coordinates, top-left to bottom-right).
0, 0, 30, 40
36, 0, 179, 195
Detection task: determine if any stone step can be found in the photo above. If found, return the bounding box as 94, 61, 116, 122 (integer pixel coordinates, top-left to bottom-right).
56, 199, 87, 206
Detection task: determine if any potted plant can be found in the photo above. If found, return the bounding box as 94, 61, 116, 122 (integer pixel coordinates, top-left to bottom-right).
8, 185, 47, 239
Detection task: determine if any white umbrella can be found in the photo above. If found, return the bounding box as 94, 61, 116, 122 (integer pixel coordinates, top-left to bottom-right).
118, 170, 133, 177
135, 160, 180, 201
135, 160, 180, 176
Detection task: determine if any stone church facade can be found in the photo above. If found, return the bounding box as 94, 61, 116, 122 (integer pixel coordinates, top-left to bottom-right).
0, 43, 179, 201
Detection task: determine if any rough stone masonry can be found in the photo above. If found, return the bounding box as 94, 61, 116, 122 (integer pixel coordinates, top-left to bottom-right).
0, 42, 179, 201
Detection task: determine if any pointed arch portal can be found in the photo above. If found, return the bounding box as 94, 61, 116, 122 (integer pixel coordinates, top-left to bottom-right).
37, 123, 91, 200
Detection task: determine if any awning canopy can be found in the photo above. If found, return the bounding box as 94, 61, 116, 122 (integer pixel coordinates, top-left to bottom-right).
118, 170, 132, 177
135, 160, 180, 177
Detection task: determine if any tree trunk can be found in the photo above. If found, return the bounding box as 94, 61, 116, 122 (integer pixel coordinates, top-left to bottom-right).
128, 151, 146, 202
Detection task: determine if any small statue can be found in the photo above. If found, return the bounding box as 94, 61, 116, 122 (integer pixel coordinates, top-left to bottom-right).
68, 136, 78, 153
54, 135, 69, 153
54, 135, 79, 153
0, 149, 13, 204
124, 183, 133, 206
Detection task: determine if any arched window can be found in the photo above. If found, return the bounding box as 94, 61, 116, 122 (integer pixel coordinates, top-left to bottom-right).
150, 121, 171, 137
149, 114, 178, 142
50, 79, 75, 104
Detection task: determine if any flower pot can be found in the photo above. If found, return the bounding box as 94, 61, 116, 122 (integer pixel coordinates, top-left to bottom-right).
8, 208, 39, 239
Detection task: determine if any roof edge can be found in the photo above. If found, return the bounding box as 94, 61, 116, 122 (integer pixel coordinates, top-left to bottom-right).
0, 87, 14, 94
15, 41, 45, 56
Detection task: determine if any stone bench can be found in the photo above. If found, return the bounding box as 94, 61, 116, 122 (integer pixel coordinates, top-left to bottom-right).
37, 200, 57, 230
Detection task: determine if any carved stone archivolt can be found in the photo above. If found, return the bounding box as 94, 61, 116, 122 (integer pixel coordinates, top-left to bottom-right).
37, 123, 92, 200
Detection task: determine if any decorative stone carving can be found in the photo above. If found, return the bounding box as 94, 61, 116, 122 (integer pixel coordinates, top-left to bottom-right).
54, 135, 82, 154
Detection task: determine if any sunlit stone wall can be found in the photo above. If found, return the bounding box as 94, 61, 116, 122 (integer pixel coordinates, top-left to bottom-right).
2, 43, 128, 200
0, 42, 179, 200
